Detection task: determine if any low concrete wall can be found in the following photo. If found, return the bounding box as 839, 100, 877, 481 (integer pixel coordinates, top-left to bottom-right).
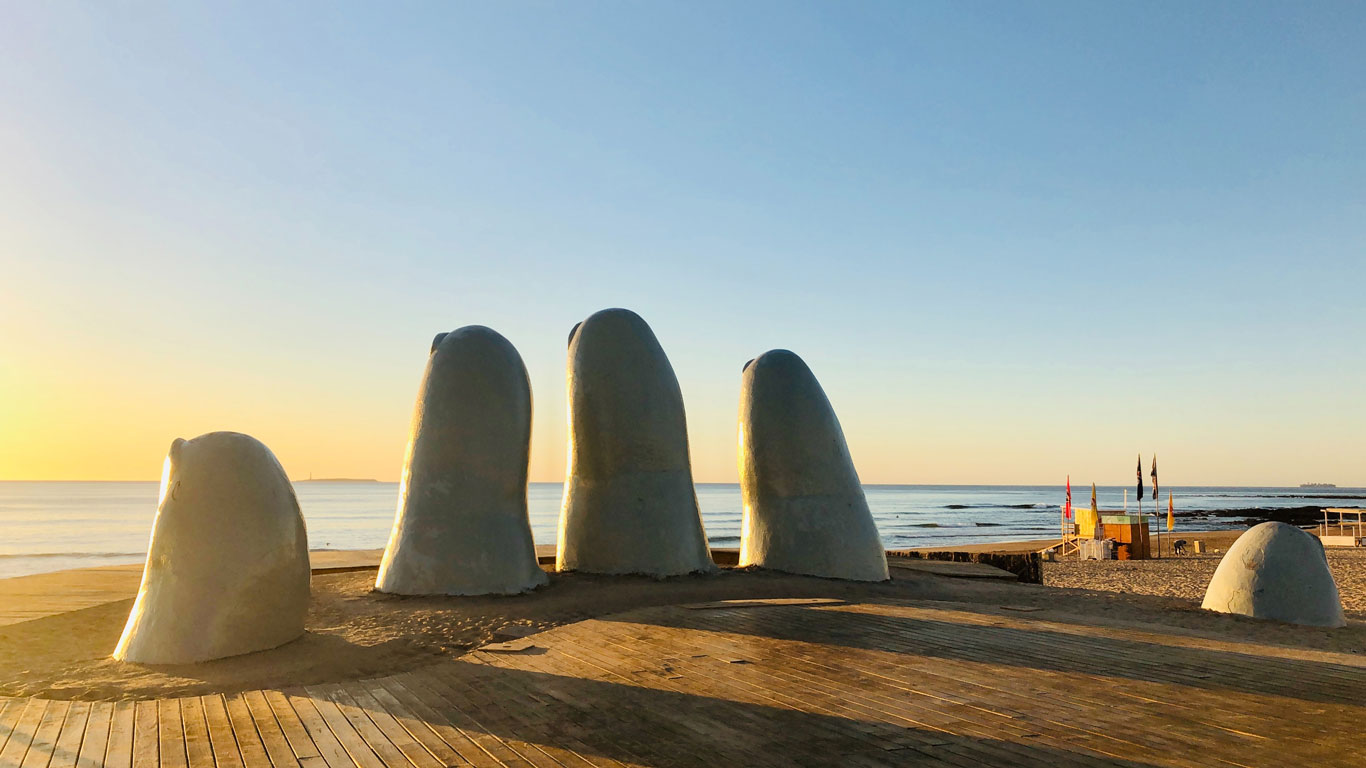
887, 550, 1042, 584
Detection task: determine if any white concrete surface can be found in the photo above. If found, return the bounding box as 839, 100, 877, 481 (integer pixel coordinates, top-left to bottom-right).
1202, 521, 1344, 627
376, 326, 548, 595
738, 350, 888, 581
113, 432, 311, 664
557, 308, 714, 576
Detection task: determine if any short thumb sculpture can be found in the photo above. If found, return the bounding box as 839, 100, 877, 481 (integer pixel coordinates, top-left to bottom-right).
558, 308, 714, 576
1201, 521, 1344, 627
114, 432, 310, 664
738, 350, 888, 581
376, 326, 547, 595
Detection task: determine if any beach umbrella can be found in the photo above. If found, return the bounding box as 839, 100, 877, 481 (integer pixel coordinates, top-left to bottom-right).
1167, 492, 1175, 532
1151, 454, 1159, 501
1065, 476, 1072, 519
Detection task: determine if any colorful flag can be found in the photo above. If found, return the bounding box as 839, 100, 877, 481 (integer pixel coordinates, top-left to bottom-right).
1065, 476, 1072, 520
1136, 454, 1144, 502
1167, 492, 1175, 532
1151, 454, 1159, 501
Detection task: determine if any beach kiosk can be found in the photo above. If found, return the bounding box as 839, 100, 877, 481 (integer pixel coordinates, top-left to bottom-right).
1062, 508, 1151, 560
1099, 515, 1150, 560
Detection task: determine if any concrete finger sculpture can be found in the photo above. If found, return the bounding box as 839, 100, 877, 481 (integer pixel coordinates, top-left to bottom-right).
114, 432, 310, 664
1201, 521, 1344, 627
738, 350, 888, 581
558, 308, 714, 576
376, 326, 548, 595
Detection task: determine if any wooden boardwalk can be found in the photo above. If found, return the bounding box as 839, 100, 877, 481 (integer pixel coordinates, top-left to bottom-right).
2, 598, 1362, 767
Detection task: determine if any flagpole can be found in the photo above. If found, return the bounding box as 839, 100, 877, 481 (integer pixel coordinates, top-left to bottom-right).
1152, 454, 1160, 560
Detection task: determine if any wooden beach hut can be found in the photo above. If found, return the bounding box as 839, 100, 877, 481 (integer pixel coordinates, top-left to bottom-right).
1062, 510, 1151, 560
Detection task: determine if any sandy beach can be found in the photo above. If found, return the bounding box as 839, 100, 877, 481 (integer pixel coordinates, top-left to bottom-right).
1045, 529, 1366, 614
3, 528, 1364, 702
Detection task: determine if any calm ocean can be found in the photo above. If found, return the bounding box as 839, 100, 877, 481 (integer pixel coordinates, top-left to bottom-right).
1, 482, 1362, 580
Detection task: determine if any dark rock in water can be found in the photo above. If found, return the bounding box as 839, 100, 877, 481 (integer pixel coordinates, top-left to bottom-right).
1174, 506, 1338, 527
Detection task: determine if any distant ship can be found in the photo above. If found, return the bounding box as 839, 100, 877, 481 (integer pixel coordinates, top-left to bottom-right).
1300, 482, 1337, 489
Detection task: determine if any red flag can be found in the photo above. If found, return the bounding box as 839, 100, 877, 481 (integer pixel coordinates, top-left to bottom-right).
1065, 476, 1073, 520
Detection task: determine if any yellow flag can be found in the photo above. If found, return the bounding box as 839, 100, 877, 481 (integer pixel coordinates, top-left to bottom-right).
1166, 492, 1174, 532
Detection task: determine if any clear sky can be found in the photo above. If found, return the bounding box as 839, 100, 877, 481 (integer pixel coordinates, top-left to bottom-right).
1, 2, 1363, 486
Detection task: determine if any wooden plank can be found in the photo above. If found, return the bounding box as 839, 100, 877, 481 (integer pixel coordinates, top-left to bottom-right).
371, 676, 504, 768
489, 648, 723, 768
0, 700, 49, 768
48, 701, 89, 768
102, 701, 134, 768
667, 607, 1140, 766
754, 604, 1290, 764
465, 653, 661, 768
222, 693, 271, 768
0, 593, 1357, 768
262, 691, 322, 763
542, 623, 848, 758
300, 687, 385, 768
281, 691, 361, 768
19, 698, 68, 768
656, 612, 1061, 750
178, 699, 214, 768
552, 626, 896, 767
360, 683, 472, 768
578, 610, 1118, 768
419, 664, 588, 768
314, 684, 413, 768
390, 672, 532, 768
0, 700, 24, 756
243, 690, 301, 768
334, 683, 441, 768
156, 700, 187, 768
428, 662, 622, 768
804, 604, 1288, 761
130, 701, 158, 768
74, 702, 112, 768
408, 667, 559, 768
202, 695, 244, 768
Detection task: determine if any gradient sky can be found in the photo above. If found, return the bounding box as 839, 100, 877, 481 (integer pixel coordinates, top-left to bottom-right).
2, 2, 1363, 486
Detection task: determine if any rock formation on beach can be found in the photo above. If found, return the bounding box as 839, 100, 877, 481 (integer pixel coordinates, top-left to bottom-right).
558, 308, 714, 576
1201, 521, 1344, 627
376, 326, 548, 596
738, 350, 888, 581
113, 432, 310, 664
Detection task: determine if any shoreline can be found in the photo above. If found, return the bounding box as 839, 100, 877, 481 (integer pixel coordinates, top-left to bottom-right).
0, 529, 1252, 627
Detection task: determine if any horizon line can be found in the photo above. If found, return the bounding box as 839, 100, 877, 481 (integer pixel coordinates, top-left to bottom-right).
1, 479, 1360, 490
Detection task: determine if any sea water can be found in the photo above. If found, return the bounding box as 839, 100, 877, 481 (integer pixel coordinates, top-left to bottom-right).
0, 482, 1361, 580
